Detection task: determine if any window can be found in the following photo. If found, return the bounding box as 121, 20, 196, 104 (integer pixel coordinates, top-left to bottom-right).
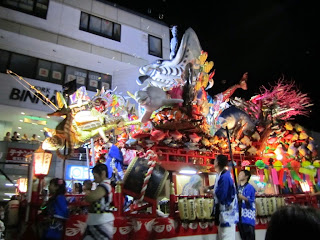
87, 71, 101, 92
148, 35, 162, 57
1, 49, 109, 92
0, 0, 49, 19
80, 12, 89, 30
65, 66, 87, 88
9, 53, 37, 78
79, 12, 121, 42
36, 59, 64, 83
51, 62, 64, 83
89, 15, 101, 34
36, 59, 51, 82
0, 49, 10, 73
100, 74, 112, 90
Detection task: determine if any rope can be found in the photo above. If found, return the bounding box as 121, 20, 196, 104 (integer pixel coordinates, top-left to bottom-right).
138, 150, 158, 202
6, 70, 58, 110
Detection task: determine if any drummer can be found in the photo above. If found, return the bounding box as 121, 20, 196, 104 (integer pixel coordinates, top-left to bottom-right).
83, 164, 114, 240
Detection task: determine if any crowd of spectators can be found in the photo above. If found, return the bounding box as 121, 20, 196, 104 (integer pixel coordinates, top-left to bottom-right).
2, 132, 40, 143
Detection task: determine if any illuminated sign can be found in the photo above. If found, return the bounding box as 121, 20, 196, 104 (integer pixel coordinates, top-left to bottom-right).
6, 148, 34, 162
66, 165, 93, 180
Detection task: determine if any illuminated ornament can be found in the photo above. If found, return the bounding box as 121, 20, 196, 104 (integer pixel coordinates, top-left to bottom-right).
17, 178, 28, 193
251, 131, 260, 141
301, 161, 311, 168
282, 158, 291, 167
299, 131, 308, 140
287, 142, 297, 157
298, 145, 308, 158
283, 133, 293, 141
313, 160, 320, 168
294, 124, 304, 132
276, 154, 283, 161
274, 161, 283, 171
291, 133, 299, 141
307, 141, 315, 152
284, 122, 294, 131
290, 160, 301, 172
33, 147, 53, 177
255, 160, 265, 169
241, 160, 250, 167
199, 51, 208, 65
267, 137, 277, 145
274, 144, 285, 161
240, 136, 252, 146
247, 146, 257, 155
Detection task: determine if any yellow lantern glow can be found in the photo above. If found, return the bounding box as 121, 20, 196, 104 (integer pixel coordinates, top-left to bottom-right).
17, 178, 28, 193
33, 147, 52, 177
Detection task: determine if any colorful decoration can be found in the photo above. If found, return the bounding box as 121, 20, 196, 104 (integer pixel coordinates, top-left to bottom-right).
255, 160, 265, 169
42, 87, 140, 159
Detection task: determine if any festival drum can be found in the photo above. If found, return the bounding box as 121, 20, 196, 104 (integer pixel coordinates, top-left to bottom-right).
123, 157, 169, 199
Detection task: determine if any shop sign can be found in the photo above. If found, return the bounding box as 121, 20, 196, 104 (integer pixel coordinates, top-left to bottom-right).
0, 74, 63, 111
65, 165, 93, 180
9, 86, 59, 106
6, 148, 34, 162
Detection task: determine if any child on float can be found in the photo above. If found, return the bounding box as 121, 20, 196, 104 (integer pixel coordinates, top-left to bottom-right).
41, 178, 69, 240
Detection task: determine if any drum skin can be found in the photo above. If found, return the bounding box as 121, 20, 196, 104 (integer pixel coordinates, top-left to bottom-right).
123, 157, 169, 199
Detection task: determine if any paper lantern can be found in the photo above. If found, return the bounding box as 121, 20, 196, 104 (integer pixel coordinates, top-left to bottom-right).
17, 178, 28, 193
242, 160, 250, 167
274, 161, 283, 171
290, 160, 301, 172
33, 147, 52, 177
301, 161, 311, 168
312, 160, 320, 168
255, 160, 265, 169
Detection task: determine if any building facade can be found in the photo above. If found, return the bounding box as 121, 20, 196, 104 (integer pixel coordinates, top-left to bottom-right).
0, 0, 170, 201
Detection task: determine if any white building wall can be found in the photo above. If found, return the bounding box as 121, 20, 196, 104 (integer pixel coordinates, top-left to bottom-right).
0, 0, 170, 63
0, 0, 170, 97
0, 0, 171, 180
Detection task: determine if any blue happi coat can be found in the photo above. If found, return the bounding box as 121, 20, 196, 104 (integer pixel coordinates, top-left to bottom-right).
214, 170, 239, 227
238, 183, 256, 226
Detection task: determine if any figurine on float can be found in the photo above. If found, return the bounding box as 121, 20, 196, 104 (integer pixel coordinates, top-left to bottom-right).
42, 86, 140, 159
133, 27, 253, 138
130, 27, 314, 162
169, 25, 179, 60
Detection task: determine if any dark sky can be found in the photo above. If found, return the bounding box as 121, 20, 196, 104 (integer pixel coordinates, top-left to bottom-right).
104, 0, 318, 131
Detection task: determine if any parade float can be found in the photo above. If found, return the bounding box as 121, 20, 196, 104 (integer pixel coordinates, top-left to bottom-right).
13, 27, 318, 239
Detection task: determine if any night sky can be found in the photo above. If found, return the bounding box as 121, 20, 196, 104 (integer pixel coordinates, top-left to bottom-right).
103, 0, 318, 131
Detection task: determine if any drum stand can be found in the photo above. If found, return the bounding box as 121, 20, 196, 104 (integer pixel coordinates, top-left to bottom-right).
123, 189, 158, 218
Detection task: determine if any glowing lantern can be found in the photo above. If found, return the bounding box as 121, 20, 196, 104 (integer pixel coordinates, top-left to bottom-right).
17, 178, 28, 193
255, 160, 265, 169
274, 161, 283, 171
276, 154, 283, 161
33, 147, 52, 177
290, 160, 301, 172
313, 160, 320, 168
274, 144, 285, 161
